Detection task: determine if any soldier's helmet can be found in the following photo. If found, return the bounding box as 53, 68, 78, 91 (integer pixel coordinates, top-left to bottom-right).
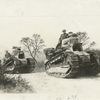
68, 31, 73, 37
72, 33, 78, 37
62, 29, 66, 33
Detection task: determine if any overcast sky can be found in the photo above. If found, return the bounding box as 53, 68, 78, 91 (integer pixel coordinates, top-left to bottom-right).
0, 0, 100, 51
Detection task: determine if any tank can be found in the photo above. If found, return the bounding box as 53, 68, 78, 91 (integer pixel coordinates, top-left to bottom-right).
2, 57, 36, 74
44, 45, 100, 78
1, 49, 36, 74
13, 57, 35, 73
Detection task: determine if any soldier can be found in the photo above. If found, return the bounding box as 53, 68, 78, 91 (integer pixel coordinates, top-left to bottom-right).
4, 51, 11, 60
18, 50, 25, 59
12, 47, 25, 59
68, 31, 74, 37
61, 31, 74, 49
71, 34, 83, 51
56, 29, 69, 49
3, 50, 13, 66
61, 32, 83, 51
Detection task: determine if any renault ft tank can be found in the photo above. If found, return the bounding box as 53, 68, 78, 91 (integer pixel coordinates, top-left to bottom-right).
3, 57, 35, 74
2, 48, 36, 74
44, 35, 100, 78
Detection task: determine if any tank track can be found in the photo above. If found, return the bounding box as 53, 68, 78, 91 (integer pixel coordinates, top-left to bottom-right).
45, 53, 79, 78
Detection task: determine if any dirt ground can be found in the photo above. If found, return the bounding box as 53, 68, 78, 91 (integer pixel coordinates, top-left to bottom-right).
20, 72, 100, 100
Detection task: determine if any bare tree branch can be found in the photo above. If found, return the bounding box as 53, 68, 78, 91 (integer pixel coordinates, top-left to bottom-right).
76, 32, 95, 50
20, 34, 45, 60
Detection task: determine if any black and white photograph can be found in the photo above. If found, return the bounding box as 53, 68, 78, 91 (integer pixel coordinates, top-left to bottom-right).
0, 0, 100, 100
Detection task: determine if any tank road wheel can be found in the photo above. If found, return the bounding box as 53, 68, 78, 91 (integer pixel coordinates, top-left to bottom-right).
45, 54, 79, 78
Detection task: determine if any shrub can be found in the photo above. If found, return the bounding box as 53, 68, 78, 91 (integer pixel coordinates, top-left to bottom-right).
0, 74, 34, 93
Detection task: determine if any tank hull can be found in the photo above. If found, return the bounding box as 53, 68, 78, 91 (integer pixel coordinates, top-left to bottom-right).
44, 49, 100, 78
4, 58, 35, 74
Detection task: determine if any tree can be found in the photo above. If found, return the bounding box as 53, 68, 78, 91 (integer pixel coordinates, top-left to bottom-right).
20, 34, 45, 61
31, 34, 45, 58
76, 32, 96, 50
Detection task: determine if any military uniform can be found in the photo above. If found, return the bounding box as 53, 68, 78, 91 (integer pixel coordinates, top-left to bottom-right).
18, 50, 25, 59
61, 33, 83, 51
56, 32, 69, 49
71, 34, 83, 51
3, 51, 14, 66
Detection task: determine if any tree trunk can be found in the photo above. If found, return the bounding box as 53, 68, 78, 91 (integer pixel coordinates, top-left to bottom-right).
27, 46, 38, 65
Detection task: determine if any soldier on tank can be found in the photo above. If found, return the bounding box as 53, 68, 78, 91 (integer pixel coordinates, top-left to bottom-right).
3, 50, 13, 66
18, 49, 25, 59
12, 47, 25, 59
56, 29, 69, 49
72, 34, 83, 51
68, 31, 74, 37
61, 31, 74, 49
62, 33, 83, 51
4, 51, 11, 61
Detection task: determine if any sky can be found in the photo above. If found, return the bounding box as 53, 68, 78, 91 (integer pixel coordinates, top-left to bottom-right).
0, 0, 100, 53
